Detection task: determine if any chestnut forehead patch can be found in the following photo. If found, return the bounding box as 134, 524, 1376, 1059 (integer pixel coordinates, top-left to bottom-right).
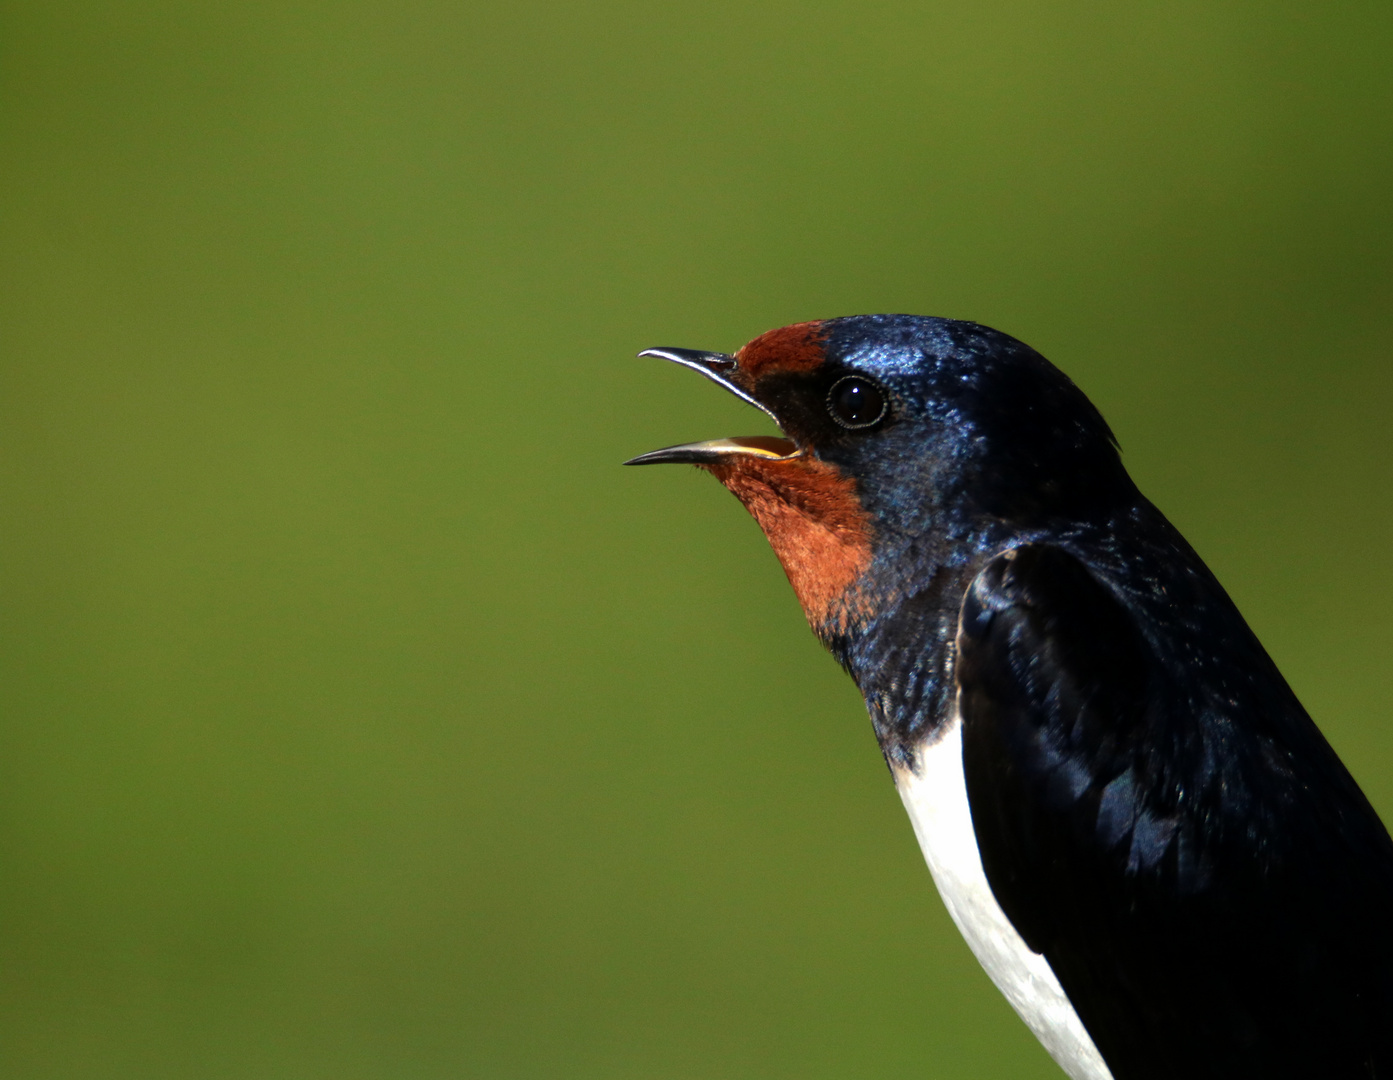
736, 320, 828, 379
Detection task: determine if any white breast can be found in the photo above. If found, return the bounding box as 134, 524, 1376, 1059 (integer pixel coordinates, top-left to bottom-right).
892, 712, 1114, 1080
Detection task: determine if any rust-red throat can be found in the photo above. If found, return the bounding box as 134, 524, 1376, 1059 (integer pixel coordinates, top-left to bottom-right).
702, 321, 874, 634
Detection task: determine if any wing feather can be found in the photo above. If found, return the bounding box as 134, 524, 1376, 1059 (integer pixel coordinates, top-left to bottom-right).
956, 544, 1393, 1080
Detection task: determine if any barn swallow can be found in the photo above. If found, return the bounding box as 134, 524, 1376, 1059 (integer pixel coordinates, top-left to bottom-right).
626, 316, 1393, 1080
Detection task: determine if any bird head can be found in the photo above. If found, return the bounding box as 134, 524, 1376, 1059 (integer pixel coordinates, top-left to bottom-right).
628, 315, 1134, 642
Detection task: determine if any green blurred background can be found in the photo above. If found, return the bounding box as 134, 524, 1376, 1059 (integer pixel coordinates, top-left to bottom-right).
2, 1, 1391, 1077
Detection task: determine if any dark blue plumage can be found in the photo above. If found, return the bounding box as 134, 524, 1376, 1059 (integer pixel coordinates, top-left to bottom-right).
630, 314, 1393, 1077
958, 543, 1393, 1078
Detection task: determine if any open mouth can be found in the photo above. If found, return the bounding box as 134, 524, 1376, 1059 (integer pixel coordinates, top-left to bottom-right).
624, 347, 801, 467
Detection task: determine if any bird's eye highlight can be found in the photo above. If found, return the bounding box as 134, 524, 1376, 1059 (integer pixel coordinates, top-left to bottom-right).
827, 376, 887, 429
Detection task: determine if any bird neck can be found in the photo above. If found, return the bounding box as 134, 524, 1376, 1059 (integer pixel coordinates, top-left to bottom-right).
823, 556, 981, 767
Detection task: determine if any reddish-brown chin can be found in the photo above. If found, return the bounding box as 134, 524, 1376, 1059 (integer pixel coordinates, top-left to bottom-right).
701, 451, 874, 635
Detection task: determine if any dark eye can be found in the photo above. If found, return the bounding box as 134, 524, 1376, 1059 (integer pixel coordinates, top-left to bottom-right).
827, 376, 887, 429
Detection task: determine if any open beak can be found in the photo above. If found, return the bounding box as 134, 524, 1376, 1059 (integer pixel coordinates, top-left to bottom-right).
624, 347, 800, 466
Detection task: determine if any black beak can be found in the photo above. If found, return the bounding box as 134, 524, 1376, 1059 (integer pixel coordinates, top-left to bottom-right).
624, 347, 798, 466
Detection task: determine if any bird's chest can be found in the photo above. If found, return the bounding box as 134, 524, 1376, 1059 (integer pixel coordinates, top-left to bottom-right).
892, 713, 1114, 1080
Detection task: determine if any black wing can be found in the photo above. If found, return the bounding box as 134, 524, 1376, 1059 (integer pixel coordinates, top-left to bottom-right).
956, 544, 1393, 1080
